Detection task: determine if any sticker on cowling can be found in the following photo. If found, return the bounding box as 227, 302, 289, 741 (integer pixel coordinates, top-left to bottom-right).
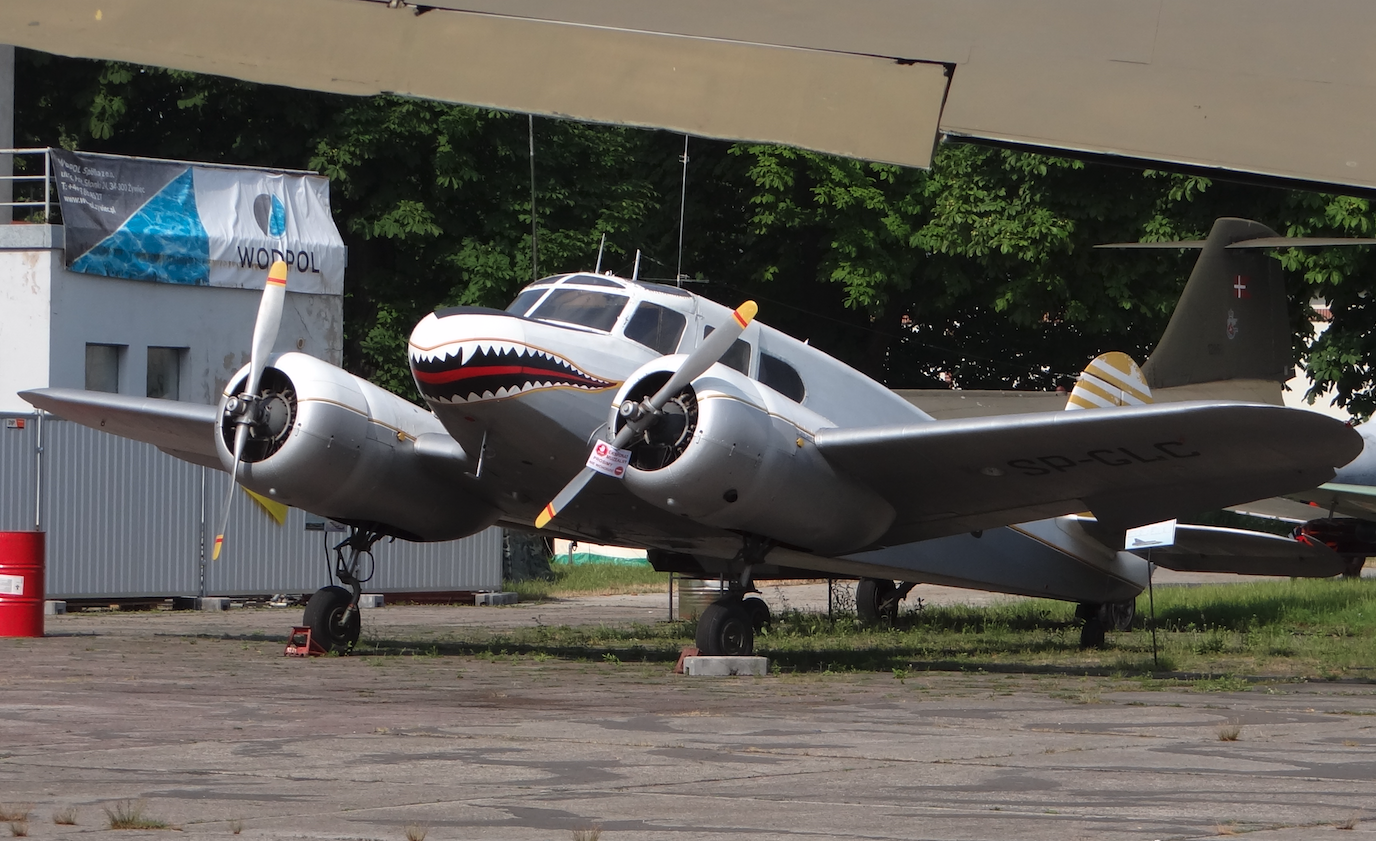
586, 440, 631, 479
0, 574, 24, 596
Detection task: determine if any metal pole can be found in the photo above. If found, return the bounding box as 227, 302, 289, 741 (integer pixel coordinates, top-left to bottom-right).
668, 572, 675, 621
828, 578, 834, 621
32, 411, 43, 531
1148, 553, 1159, 670
528, 114, 539, 282
676, 135, 689, 286
198, 466, 207, 599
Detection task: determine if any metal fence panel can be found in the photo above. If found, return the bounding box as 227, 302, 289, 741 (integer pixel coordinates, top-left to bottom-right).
0, 413, 38, 532
43, 418, 203, 598
32, 418, 501, 599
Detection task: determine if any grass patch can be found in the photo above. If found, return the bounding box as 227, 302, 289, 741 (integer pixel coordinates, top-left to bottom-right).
363, 577, 1376, 685
506, 562, 669, 600
51, 807, 77, 826
103, 800, 171, 831
0, 810, 26, 825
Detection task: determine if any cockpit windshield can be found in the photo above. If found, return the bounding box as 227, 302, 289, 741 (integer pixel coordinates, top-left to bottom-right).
530, 288, 629, 332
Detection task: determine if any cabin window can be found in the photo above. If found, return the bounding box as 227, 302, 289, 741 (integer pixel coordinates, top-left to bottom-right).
504, 288, 546, 316
759, 353, 806, 402
624, 302, 687, 355
530, 289, 629, 332
704, 324, 752, 374
563, 274, 625, 288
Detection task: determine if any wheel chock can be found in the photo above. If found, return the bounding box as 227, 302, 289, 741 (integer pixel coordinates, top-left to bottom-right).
284, 626, 327, 657
673, 646, 700, 674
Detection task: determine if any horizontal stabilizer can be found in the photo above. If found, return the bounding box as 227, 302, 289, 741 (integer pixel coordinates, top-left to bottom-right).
20, 388, 222, 470
814, 401, 1361, 546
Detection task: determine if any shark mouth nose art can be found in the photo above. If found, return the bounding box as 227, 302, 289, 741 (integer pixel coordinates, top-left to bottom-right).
410, 341, 616, 403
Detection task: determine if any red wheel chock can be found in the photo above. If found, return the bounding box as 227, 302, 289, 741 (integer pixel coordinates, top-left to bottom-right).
284, 626, 327, 657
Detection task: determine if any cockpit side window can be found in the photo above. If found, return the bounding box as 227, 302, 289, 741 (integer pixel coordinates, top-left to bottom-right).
505, 288, 546, 316
624, 301, 687, 355
531, 289, 629, 332
704, 324, 752, 375
759, 353, 806, 402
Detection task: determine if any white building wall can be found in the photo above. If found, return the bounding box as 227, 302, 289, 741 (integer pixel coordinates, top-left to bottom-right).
0, 229, 53, 412
0, 225, 342, 410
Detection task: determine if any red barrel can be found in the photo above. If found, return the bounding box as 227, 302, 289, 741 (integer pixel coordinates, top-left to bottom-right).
0, 531, 45, 637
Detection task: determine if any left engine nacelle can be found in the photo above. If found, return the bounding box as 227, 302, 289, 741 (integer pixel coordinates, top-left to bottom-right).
216, 352, 499, 541
611, 358, 895, 556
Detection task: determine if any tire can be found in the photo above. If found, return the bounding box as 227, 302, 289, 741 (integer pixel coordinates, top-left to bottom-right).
303, 585, 361, 654
695, 599, 755, 656
1100, 599, 1135, 632
743, 596, 771, 632
856, 578, 897, 624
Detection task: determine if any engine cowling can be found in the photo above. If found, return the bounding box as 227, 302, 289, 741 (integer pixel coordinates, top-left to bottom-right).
216, 352, 499, 541
612, 358, 895, 555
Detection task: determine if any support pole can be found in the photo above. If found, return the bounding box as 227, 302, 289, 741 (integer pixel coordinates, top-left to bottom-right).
1148, 552, 1159, 670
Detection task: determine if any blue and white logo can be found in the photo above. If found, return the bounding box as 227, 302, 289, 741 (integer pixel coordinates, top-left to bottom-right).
253, 193, 287, 237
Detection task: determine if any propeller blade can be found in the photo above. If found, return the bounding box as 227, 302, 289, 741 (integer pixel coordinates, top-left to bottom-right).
245, 260, 289, 397
535, 300, 757, 529
212, 424, 248, 561
648, 300, 756, 409
213, 260, 289, 561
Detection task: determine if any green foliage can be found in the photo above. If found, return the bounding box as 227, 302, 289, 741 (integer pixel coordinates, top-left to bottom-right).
504, 562, 669, 601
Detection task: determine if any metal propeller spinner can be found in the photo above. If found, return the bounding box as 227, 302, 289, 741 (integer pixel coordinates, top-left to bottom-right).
212, 260, 289, 561
535, 300, 758, 529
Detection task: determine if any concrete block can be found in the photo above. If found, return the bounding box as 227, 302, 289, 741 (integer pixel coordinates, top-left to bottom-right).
474, 591, 518, 606
44, 600, 66, 615
683, 656, 769, 676
358, 594, 385, 609
198, 597, 231, 612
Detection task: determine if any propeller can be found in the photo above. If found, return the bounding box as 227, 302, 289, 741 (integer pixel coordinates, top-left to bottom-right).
212, 260, 289, 561
535, 300, 758, 529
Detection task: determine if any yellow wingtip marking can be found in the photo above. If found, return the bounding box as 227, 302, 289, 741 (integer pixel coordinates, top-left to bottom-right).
267, 260, 288, 286
535, 504, 555, 529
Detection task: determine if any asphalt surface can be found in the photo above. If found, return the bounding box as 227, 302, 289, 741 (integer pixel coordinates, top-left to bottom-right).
3, 583, 1376, 840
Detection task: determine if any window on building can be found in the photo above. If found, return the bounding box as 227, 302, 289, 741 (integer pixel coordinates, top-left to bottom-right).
759, 353, 806, 403
146, 346, 185, 400
84, 344, 122, 393
624, 301, 687, 355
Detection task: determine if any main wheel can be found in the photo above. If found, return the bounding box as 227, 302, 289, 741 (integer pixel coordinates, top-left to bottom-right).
303, 585, 361, 654
1102, 599, 1135, 632
695, 599, 755, 656
743, 596, 771, 632
856, 578, 898, 624
1079, 617, 1107, 649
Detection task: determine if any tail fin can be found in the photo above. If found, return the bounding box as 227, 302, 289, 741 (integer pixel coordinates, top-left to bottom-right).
1135, 218, 1293, 389
1066, 351, 1152, 410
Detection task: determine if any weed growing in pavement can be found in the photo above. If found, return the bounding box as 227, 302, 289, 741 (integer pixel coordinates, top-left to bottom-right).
1217, 720, 1243, 741
571, 826, 602, 841
0, 809, 26, 824
405, 822, 429, 841
228, 818, 242, 835
7, 820, 26, 837
51, 807, 76, 825
103, 800, 171, 830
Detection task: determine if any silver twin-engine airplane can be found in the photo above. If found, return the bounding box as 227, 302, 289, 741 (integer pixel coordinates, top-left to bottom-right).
21, 241, 1365, 655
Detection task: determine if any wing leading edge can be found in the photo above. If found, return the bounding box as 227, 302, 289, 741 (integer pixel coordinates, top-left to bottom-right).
21, 388, 222, 470
814, 401, 1362, 547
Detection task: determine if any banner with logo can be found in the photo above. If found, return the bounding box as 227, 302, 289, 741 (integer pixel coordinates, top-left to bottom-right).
51, 150, 345, 295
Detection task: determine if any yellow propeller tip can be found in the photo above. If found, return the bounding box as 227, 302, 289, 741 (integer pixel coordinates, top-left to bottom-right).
267, 260, 288, 287
733, 300, 758, 327
534, 504, 556, 529
211, 535, 225, 561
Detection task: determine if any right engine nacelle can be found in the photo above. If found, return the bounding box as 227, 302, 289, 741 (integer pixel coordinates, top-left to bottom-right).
217, 352, 499, 542
614, 360, 895, 556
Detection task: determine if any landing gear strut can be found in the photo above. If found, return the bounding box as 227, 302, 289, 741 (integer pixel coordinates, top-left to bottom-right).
1076, 599, 1135, 649
304, 527, 384, 654
694, 536, 774, 657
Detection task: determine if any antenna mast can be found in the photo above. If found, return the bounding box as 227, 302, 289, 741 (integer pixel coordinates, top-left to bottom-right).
595, 232, 606, 274
676, 135, 689, 287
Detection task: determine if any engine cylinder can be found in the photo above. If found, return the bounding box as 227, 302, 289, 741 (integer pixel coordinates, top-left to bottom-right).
614, 360, 895, 555
216, 353, 498, 541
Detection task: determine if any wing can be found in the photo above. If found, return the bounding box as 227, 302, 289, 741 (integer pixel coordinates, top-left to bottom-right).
21, 388, 222, 470
1284, 483, 1376, 520
1130, 523, 1345, 578
814, 401, 1361, 546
